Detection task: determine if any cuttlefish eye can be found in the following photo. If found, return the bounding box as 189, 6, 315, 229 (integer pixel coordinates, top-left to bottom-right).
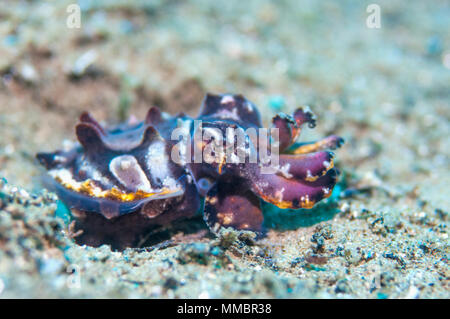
197, 177, 214, 196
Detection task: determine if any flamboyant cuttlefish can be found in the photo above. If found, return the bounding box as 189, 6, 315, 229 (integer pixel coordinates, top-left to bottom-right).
37, 93, 343, 249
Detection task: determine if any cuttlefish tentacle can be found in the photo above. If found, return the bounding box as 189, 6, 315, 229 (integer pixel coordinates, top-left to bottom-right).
203, 178, 263, 234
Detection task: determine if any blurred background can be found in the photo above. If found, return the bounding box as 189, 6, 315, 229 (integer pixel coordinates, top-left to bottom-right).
0, 0, 448, 298
0, 0, 448, 191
